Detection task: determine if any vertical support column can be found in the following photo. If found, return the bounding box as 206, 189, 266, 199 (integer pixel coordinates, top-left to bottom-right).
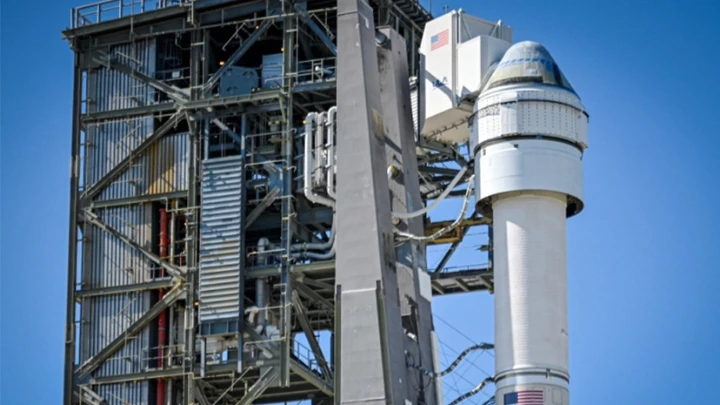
335, 1, 407, 405
183, 28, 206, 405
279, 0, 296, 387
63, 48, 82, 405
236, 114, 248, 373
377, 28, 437, 405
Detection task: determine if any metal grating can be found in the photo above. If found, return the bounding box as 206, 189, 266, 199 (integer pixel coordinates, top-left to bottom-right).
198, 156, 244, 322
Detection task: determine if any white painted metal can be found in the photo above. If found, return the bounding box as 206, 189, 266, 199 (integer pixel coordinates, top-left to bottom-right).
419, 11, 511, 143
493, 193, 568, 377
478, 140, 583, 204
468, 40, 588, 405
472, 85, 588, 152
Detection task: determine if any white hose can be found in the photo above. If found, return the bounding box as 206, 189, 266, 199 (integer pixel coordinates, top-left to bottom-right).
395, 174, 475, 243
391, 166, 469, 219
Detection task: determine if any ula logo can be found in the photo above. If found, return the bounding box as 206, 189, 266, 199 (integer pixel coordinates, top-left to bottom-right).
432, 77, 448, 89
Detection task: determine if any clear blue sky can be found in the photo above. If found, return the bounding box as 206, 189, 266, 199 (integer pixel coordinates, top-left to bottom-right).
2, 0, 719, 404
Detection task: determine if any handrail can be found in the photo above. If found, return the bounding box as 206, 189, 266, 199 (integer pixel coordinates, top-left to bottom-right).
71, 0, 184, 29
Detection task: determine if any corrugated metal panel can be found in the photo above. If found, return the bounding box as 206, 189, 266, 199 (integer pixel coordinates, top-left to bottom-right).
93, 132, 190, 201
198, 156, 244, 322
97, 382, 149, 405
83, 293, 151, 377
88, 39, 157, 113
83, 206, 154, 289
79, 205, 153, 404
85, 116, 154, 194
80, 38, 160, 404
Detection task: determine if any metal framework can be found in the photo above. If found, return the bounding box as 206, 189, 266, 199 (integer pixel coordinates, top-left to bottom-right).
62, 1, 490, 405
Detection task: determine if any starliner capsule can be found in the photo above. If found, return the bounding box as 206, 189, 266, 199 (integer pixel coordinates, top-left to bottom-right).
471, 41, 589, 405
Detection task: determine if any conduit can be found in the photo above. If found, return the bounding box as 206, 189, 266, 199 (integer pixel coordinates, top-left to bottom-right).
157, 208, 170, 405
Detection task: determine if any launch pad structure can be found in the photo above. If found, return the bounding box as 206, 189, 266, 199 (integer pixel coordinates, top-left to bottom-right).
62, 0, 588, 405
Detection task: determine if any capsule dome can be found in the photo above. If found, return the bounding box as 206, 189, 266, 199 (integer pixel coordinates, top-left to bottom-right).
483, 41, 576, 94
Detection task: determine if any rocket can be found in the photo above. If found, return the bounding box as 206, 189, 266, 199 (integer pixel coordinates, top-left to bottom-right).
471, 41, 589, 405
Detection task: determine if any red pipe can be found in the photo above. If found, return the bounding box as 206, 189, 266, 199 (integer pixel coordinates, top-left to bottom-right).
157, 208, 169, 405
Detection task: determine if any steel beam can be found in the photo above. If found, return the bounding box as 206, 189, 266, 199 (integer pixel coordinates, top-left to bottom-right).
75, 279, 174, 298
75, 284, 186, 379
289, 359, 334, 396
432, 210, 481, 273
335, 0, 408, 404
83, 210, 185, 278
234, 367, 278, 405
291, 291, 333, 380
377, 27, 437, 405
63, 49, 83, 405
87, 191, 187, 209
278, 1, 297, 388
202, 19, 274, 96
299, 14, 337, 55
82, 103, 176, 123
92, 53, 190, 103
80, 111, 184, 203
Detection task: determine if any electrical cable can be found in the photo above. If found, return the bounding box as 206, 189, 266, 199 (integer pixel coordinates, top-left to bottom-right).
395, 174, 475, 243
406, 342, 494, 378
447, 377, 494, 405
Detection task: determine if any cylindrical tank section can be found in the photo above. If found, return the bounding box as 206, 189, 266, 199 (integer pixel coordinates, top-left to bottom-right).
492, 192, 569, 404
471, 41, 589, 405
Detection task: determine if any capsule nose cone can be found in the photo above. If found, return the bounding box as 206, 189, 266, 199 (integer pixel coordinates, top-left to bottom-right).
483, 40, 577, 94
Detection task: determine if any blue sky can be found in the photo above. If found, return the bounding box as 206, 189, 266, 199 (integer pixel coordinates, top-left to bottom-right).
2, 0, 720, 404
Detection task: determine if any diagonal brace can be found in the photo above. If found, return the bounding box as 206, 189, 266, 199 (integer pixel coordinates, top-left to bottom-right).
80, 111, 185, 203
75, 284, 186, 379
203, 20, 274, 96
234, 367, 278, 405
92, 52, 190, 104
83, 210, 185, 278
291, 290, 333, 380
292, 277, 334, 313
299, 14, 337, 55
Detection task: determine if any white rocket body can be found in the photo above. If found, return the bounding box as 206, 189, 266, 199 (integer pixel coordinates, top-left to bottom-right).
419, 14, 589, 404
471, 42, 589, 405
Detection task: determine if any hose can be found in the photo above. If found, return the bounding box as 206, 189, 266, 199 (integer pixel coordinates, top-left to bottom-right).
391, 166, 469, 220
405, 342, 494, 377
395, 174, 475, 243
447, 377, 494, 405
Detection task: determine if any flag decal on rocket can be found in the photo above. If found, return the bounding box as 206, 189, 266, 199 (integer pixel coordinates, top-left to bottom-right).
504, 390, 544, 405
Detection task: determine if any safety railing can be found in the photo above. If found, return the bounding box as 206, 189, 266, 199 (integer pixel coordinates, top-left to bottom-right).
436, 263, 490, 274
71, 0, 184, 29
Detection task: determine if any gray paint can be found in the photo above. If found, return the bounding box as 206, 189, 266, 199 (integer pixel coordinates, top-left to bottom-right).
377, 27, 437, 405
335, 0, 408, 404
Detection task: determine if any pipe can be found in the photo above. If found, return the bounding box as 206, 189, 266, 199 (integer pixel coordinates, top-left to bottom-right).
392, 165, 469, 219
255, 278, 267, 331
304, 113, 335, 208
291, 244, 336, 260
314, 112, 327, 187
157, 208, 169, 405
326, 107, 337, 200
290, 218, 335, 252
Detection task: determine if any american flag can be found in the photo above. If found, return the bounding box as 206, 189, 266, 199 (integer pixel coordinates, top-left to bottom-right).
504, 390, 544, 405
430, 29, 449, 51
